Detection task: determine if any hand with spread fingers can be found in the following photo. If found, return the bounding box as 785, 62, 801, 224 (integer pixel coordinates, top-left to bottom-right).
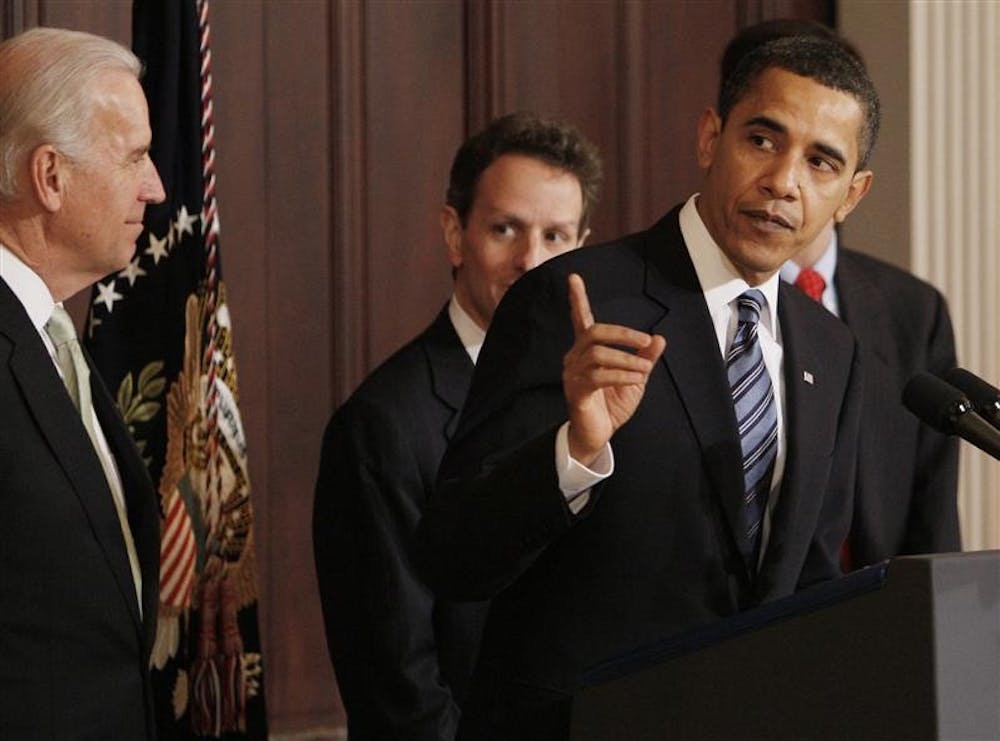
563, 273, 667, 466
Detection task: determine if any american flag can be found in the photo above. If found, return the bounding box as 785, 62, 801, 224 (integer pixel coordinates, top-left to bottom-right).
85, 1, 268, 737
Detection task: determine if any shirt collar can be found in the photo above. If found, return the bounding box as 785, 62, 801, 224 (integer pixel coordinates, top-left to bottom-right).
0, 243, 57, 332
448, 294, 486, 364
678, 195, 781, 335
779, 229, 838, 287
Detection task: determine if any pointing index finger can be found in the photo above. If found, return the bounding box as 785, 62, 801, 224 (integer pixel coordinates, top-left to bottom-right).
568, 273, 593, 336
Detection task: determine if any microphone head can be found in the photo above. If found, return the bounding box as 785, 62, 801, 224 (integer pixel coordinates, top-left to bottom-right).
942, 367, 1000, 416
902, 372, 973, 434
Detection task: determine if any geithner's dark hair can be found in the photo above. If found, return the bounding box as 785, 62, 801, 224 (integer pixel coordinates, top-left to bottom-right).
446, 111, 603, 231
718, 35, 880, 169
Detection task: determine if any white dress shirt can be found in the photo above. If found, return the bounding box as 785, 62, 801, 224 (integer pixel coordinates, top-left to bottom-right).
449, 294, 486, 365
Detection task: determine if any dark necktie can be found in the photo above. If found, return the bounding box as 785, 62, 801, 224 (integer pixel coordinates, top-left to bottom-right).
794, 266, 826, 302
727, 290, 778, 566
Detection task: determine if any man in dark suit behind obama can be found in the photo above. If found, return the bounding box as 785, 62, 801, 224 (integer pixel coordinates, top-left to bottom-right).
313, 112, 602, 740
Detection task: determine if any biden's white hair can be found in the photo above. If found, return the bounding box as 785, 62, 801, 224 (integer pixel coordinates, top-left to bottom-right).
0, 26, 142, 200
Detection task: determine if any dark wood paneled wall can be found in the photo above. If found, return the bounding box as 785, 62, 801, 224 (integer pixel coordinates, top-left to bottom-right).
2, 0, 829, 733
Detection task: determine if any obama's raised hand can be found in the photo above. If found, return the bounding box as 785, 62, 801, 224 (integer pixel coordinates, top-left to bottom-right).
562, 273, 666, 466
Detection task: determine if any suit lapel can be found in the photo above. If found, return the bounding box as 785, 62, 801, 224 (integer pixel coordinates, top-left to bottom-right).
423, 305, 474, 440
0, 282, 146, 636
761, 285, 832, 581
642, 212, 749, 577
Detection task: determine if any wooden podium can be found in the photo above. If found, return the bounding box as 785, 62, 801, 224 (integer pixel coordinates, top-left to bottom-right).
571, 552, 1000, 740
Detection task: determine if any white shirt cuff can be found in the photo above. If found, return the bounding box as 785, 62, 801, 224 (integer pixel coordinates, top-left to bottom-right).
555, 421, 614, 514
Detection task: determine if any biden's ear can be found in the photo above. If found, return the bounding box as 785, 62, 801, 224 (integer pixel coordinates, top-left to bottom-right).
28, 144, 68, 213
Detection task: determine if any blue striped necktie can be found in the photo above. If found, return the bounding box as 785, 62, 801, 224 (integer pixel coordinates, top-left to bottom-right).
727, 290, 778, 566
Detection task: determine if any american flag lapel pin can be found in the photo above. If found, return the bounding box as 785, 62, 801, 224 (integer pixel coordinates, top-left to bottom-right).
803, 370, 814, 385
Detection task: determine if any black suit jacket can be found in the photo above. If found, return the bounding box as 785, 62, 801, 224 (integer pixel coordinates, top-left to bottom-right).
835, 247, 960, 565
0, 278, 160, 739
417, 207, 863, 740
313, 306, 489, 740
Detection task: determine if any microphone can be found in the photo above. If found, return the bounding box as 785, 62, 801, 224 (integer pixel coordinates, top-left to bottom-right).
902, 372, 1000, 460
941, 367, 1000, 429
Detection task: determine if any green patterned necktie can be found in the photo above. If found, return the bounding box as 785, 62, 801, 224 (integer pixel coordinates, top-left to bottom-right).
45, 304, 143, 613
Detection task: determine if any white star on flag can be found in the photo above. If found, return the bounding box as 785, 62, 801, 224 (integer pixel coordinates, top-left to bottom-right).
175, 205, 199, 238
146, 232, 169, 264
95, 280, 124, 312
118, 257, 148, 286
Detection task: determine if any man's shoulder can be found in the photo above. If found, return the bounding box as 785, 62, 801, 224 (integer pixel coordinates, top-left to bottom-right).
838, 247, 946, 304
539, 226, 651, 275
0, 279, 51, 383
319, 341, 436, 457
0, 276, 33, 343
344, 316, 458, 412
837, 246, 953, 340
325, 307, 470, 440
504, 207, 684, 309
836, 247, 955, 373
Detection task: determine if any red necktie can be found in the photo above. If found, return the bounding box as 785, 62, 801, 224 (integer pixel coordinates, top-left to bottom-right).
794, 267, 826, 302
